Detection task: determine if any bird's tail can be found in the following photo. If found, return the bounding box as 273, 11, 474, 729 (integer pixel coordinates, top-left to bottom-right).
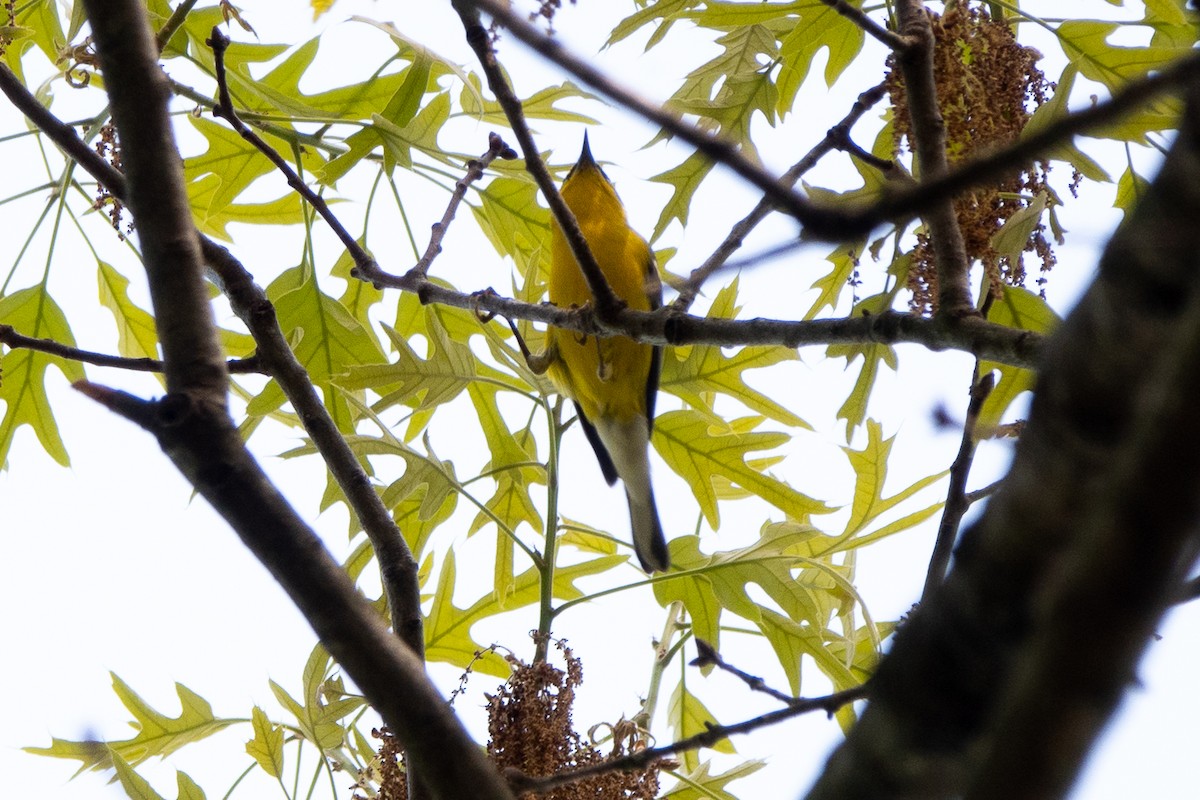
627, 484, 669, 573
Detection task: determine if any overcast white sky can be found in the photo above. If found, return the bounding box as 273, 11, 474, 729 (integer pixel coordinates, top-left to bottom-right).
2, 2, 1197, 799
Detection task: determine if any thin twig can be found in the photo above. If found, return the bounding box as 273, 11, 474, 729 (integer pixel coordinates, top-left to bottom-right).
819, 0, 911, 51
692, 639, 798, 706
507, 684, 869, 796
405, 132, 515, 280
450, 1, 624, 320
154, 0, 199, 52
0, 59, 1046, 369
0, 324, 262, 373
922, 371, 995, 601
206, 27, 377, 274
460, 0, 839, 234
673, 81, 889, 311
965, 478, 1003, 505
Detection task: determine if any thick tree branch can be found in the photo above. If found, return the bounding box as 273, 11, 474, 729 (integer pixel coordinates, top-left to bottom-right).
381, 277, 1045, 367
0, 58, 426, 665
805, 73, 1200, 800
964, 77, 1200, 800
84, 6, 224, 399
77, 5, 509, 798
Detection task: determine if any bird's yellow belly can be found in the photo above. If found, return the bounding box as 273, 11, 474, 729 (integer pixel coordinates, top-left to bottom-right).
548, 217, 654, 423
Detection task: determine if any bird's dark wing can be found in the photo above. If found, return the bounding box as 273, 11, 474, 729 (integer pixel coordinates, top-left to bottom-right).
575, 402, 619, 485
644, 248, 663, 430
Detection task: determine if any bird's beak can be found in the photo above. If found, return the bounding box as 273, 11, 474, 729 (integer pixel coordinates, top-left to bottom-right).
578, 131, 597, 169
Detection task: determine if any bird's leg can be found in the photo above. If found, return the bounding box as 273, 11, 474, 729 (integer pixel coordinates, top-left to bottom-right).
504, 316, 557, 375
593, 336, 612, 382
471, 288, 559, 375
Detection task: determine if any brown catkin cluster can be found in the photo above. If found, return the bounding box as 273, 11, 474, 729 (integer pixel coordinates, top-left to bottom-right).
357, 640, 661, 799
487, 640, 661, 800
0, 1, 13, 56
887, 4, 1058, 314
91, 122, 131, 239
363, 726, 407, 800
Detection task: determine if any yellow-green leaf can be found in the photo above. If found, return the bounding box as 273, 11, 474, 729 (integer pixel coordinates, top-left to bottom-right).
606, 0, 702, 50
184, 117, 278, 217
777, 0, 865, 107
648, 151, 715, 243
96, 261, 158, 362
0, 286, 87, 467
466, 382, 544, 541
977, 287, 1061, 428
991, 192, 1049, 263
425, 550, 625, 672
187, 175, 306, 241
339, 313, 476, 427
373, 91, 451, 171
806, 242, 866, 319
176, 772, 207, 800
1022, 65, 1111, 180
668, 683, 734, 774
245, 707, 285, 778
841, 419, 947, 538
1114, 165, 1149, 216
662, 759, 765, 800
249, 264, 386, 430
111, 750, 167, 800
826, 294, 898, 437
270, 645, 364, 753
661, 278, 808, 428
26, 674, 234, 773
471, 175, 551, 277
655, 410, 831, 528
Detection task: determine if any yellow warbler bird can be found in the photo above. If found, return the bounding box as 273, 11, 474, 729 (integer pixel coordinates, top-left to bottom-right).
545, 134, 669, 573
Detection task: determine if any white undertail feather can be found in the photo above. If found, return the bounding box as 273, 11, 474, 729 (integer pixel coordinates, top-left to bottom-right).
595, 415, 669, 572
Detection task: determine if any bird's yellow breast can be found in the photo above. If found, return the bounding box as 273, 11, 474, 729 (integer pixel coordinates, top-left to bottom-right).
547, 162, 655, 424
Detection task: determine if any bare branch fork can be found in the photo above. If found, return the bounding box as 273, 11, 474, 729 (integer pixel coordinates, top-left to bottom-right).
0, 65, 1043, 377
803, 67, 1200, 800
73, 3, 513, 799
0, 56, 429, 664
207, 27, 374, 273
459, 0, 1200, 243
